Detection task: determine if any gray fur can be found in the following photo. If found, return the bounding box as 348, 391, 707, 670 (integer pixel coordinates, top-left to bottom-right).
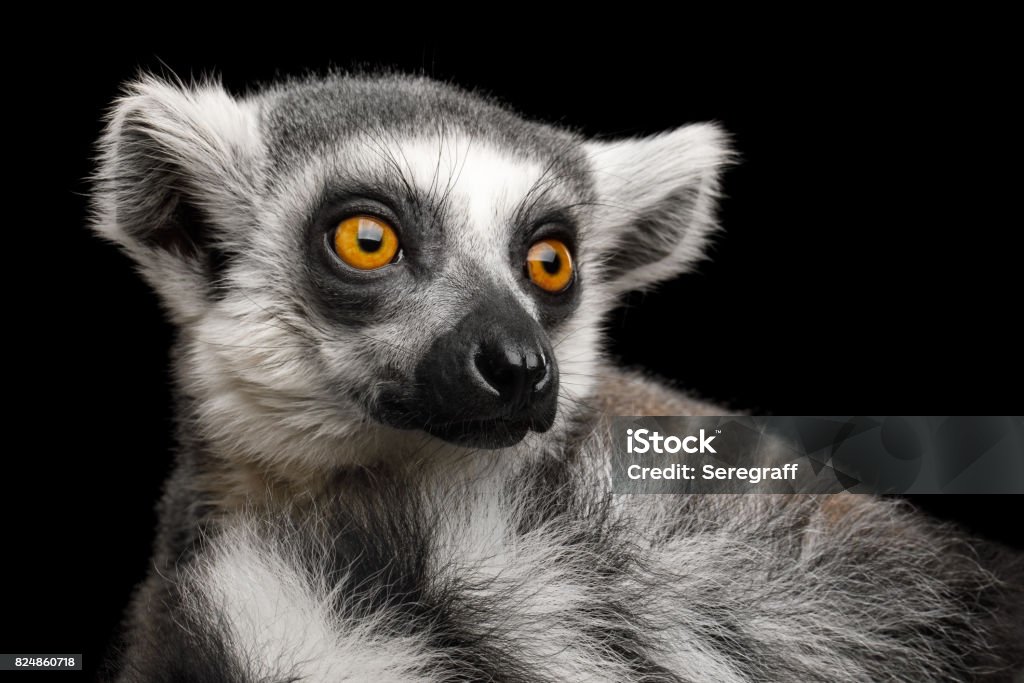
91, 71, 1023, 681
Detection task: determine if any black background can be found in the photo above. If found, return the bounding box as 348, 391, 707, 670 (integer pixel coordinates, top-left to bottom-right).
4, 24, 1020, 678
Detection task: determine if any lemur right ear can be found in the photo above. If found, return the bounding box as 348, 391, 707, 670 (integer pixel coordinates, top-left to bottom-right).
91, 75, 260, 318
583, 124, 732, 296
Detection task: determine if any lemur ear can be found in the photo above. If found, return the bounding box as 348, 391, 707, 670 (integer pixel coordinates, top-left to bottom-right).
91, 75, 260, 316
584, 123, 732, 295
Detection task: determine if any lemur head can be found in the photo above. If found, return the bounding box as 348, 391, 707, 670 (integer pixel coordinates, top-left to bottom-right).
92, 72, 729, 472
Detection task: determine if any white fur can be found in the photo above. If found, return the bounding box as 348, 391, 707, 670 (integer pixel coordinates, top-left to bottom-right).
394, 135, 548, 318
186, 522, 443, 682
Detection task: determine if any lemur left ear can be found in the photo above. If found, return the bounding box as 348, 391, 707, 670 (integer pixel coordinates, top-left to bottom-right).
584, 123, 732, 295
91, 75, 261, 320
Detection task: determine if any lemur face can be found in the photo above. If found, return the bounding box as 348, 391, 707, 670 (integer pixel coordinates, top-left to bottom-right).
272, 106, 592, 449
93, 74, 728, 468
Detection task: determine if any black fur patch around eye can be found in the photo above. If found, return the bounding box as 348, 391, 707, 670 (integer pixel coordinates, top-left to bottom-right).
512, 221, 583, 330
530, 268, 581, 330
299, 192, 427, 330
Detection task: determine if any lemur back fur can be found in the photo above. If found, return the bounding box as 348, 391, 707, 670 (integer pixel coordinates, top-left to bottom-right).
91, 72, 1024, 681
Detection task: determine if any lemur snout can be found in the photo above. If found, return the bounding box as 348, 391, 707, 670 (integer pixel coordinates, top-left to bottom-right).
473, 335, 552, 413
408, 297, 559, 449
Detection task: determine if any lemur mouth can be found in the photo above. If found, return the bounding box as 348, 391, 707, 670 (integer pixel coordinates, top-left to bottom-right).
371, 395, 555, 450
423, 415, 551, 449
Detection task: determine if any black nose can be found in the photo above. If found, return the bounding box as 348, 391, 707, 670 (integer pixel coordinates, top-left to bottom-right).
402, 298, 559, 449
474, 338, 551, 411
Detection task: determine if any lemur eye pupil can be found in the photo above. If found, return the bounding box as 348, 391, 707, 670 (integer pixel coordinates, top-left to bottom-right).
356, 225, 383, 253
526, 239, 574, 293
333, 216, 399, 270
542, 253, 561, 275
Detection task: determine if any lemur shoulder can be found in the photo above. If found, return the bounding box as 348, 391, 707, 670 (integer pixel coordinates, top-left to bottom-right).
92, 72, 1024, 682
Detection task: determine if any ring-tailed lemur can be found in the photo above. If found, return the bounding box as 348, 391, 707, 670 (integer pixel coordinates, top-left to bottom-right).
92, 72, 1023, 682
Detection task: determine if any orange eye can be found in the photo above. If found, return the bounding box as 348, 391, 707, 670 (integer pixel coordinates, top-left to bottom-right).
526, 239, 574, 293
333, 216, 400, 270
